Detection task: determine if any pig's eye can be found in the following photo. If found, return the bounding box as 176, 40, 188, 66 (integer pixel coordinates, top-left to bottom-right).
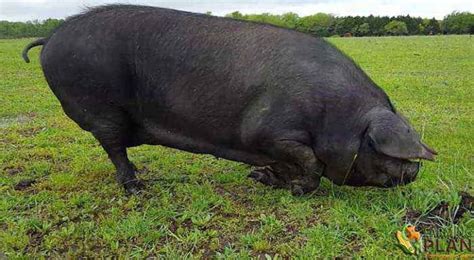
368, 138, 376, 150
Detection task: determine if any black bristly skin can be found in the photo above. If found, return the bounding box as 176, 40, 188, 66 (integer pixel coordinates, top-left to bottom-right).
22, 4, 436, 195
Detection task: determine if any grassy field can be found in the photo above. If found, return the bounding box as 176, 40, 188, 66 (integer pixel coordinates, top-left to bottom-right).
0, 35, 473, 258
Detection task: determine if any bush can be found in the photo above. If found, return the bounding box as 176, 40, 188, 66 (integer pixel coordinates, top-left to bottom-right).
384, 20, 408, 35
297, 13, 335, 37
280, 12, 300, 29
420, 18, 441, 35
442, 11, 474, 34
356, 23, 370, 36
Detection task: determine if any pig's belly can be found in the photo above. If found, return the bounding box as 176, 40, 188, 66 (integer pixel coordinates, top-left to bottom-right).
137, 119, 275, 166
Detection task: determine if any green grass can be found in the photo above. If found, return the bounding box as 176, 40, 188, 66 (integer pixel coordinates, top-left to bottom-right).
0, 35, 473, 258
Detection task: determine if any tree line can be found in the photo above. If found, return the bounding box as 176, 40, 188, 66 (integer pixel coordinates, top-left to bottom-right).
226, 11, 473, 37
0, 11, 472, 38
0, 19, 63, 39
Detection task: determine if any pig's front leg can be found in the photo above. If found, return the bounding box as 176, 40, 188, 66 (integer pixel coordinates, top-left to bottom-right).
248, 166, 287, 188
249, 139, 324, 195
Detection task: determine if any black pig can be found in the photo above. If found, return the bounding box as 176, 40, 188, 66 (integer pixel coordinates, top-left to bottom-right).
23, 5, 437, 195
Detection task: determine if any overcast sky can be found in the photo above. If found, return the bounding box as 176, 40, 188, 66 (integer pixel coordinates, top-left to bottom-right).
1, 0, 473, 21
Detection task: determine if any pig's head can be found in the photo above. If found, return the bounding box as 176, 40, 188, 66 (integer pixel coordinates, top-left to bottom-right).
321, 107, 437, 188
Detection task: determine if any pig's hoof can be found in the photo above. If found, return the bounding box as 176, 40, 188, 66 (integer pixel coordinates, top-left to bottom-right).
291, 184, 305, 196
249, 169, 274, 186
131, 163, 140, 174
124, 179, 144, 195
290, 179, 320, 196
290, 183, 316, 196
249, 168, 286, 187
248, 169, 266, 182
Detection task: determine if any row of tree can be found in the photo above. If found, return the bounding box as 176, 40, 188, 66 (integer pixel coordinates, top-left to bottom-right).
0, 11, 472, 38
225, 11, 473, 37
0, 19, 63, 39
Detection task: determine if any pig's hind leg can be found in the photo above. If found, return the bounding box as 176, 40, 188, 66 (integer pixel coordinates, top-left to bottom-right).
60, 100, 142, 194
89, 113, 143, 195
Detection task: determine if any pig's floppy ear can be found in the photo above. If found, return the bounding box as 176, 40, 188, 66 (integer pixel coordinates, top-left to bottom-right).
367, 108, 437, 161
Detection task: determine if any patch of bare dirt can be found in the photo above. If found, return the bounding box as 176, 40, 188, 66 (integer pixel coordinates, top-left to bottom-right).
343, 234, 364, 256
17, 126, 45, 137
213, 184, 255, 210
14, 179, 36, 190
3, 166, 24, 175
22, 226, 46, 254
404, 192, 473, 231
27, 230, 44, 248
